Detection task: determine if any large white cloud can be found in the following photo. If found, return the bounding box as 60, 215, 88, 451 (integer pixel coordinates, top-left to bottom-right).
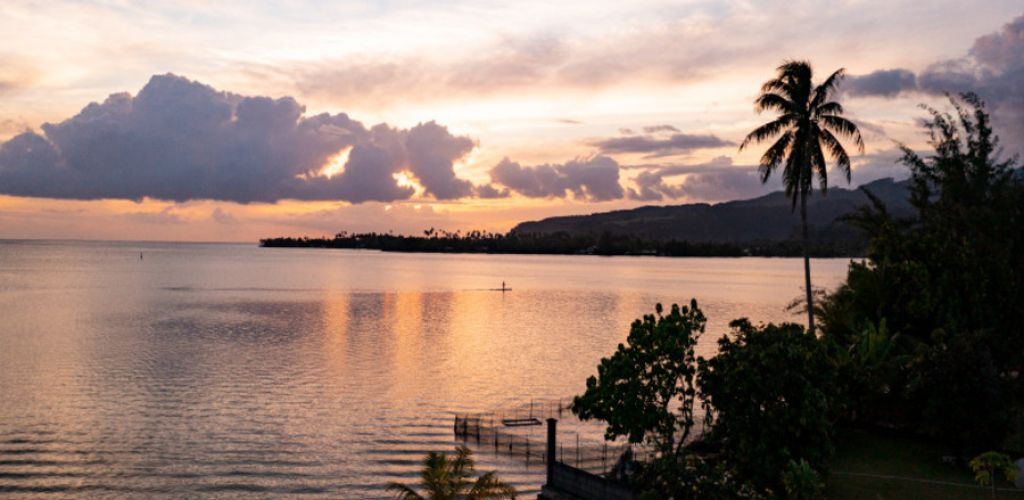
0, 74, 478, 204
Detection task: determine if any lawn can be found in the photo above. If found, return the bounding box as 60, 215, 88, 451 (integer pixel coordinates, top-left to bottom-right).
828, 428, 1024, 499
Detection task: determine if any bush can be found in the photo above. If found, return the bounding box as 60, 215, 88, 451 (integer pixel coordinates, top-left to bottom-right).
698, 319, 836, 491
782, 459, 824, 500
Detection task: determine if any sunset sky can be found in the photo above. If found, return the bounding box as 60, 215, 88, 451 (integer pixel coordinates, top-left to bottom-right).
1, 1, 1021, 242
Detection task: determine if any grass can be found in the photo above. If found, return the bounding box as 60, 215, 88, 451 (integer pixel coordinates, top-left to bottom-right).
827, 428, 1024, 499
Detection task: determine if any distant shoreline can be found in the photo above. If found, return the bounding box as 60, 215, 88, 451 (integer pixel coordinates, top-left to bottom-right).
259, 232, 865, 258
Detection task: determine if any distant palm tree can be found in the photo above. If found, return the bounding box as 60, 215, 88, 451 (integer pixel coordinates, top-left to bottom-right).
388, 446, 516, 499
740, 61, 864, 335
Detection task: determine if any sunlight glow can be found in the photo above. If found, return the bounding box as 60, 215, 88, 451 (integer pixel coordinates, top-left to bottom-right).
319, 146, 353, 179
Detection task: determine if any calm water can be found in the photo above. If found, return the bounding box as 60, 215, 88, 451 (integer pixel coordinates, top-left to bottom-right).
0, 240, 850, 498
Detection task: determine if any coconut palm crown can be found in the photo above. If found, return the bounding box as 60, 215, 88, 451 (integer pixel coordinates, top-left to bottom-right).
740, 60, 864, 334
388, 446, 516, 499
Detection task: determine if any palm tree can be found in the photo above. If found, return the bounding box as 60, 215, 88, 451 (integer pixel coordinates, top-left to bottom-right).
740, 61, 864, 335
387, 446, 516, 499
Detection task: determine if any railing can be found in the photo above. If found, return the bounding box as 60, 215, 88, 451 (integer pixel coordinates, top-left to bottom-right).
453, 399, 655, 476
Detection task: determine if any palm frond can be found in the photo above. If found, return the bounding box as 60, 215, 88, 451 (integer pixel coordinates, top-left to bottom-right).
387, 482, 425, 500
754, 92, 797, 115
821, 115, 865, 153
810, 139, 829, 192
758, 131, 793, 183
467, 471, 517, 499
740, 116, 794, 151
815, 101, 844, 117
811, 68, 846, 109
820, 128, 852, 183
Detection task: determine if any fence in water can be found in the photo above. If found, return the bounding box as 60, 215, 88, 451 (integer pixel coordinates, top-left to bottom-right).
452, 399, 657, 477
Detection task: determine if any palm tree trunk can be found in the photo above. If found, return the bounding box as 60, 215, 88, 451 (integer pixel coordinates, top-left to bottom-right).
801, 194, 816, 335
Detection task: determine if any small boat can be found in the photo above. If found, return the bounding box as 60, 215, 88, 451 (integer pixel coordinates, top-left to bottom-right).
501, 417, 541, 427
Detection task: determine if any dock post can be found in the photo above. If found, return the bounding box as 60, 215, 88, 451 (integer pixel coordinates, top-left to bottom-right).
546, 418, 557, 485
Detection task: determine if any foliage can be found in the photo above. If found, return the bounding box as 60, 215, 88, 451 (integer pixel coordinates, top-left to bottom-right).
572, 300, 705, 458
387, 446, 515, 500
968, 451, 1016, 497
259, 229, 865, 258
819, 93, 1023, 449
633, 455, 767, 500
697, 319, 837, 491
908, 331, 1009, 452
782, 459, 824, 500
740, 60, 865, 334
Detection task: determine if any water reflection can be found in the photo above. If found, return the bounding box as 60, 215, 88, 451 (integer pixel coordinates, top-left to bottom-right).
0, 241, 850, 497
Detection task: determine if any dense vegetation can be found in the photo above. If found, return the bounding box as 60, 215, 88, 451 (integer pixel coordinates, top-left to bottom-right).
572, 94, 1023, 498
260, 229, 865, 257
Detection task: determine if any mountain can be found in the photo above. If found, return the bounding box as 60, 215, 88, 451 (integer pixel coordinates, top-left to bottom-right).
512, 177, 913, 244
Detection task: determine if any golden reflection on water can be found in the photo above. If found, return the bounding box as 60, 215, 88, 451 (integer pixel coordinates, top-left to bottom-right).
0, 241, 852, 498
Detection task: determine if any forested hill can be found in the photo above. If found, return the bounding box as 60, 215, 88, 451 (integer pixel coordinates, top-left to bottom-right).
512, 177, 912, 243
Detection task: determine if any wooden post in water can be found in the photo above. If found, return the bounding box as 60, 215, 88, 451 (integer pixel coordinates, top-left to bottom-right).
603, 443, 608, 473
576, 434, 580, 467
546, 418, 557, 485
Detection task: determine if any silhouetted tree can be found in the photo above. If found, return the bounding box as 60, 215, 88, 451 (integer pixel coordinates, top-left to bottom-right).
819, 93, 1023, 448
697, 319, 837, 492
387, 446, 515, 499
740, 61, 864, 334
573, 301, 705, 458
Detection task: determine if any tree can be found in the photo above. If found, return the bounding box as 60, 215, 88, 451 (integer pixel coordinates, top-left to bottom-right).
817, 94, 1022, 445
969, 451, 1016, 498
740, 61, 864, 334
573, 300, 705, 458
697, 319, 837, 491
387, 446, 516, 499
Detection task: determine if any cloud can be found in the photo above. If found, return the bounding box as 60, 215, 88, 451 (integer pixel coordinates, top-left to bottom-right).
642, 124, 680, 134
123, 206, 188, 225
474, 184, 510, 199
0, 74, 479, 204
848, 13, 1024, 153
845, 69, 917, 97
488, 155, 624, 201
590, 128, 735, 157
211, 207, 238, 225
626, 156, 760, 202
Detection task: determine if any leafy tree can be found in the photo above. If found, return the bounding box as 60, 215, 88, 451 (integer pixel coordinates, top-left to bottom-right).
782, 459, 824, 500
573, 300, 705, 458
969, 451, 1016, 498
740, 60, 864, 334
387, 446, 516, 499
697, 319, 836, 491
819, 93, 1023, 446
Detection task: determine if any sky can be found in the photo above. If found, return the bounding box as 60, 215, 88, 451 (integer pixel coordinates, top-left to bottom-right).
0, 1, 1022, 242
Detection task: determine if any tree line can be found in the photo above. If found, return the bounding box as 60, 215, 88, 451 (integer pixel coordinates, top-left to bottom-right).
259, 229, 864, 258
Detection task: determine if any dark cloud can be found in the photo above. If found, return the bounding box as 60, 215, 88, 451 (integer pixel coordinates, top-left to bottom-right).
845, 69, 917, 97
848, 14, 1024, 154
0, 74, 478, 204
626, 156, 762, 202
626, 149, 908, 204
488, 155, 624, 201
642, 124, 680, 134
474, 184, 510, 199
591, 129, 734, 157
